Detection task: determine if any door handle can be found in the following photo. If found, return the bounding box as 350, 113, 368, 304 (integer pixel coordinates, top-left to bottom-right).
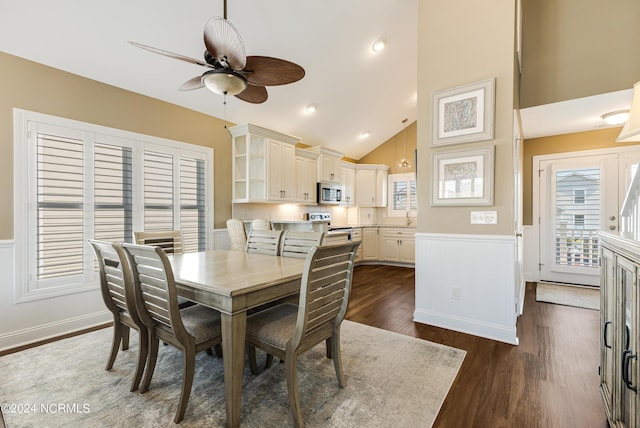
622, 350, 638, 392
603, 321, 612, 349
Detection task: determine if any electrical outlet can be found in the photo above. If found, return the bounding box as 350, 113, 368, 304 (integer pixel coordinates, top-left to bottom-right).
451, 288, 461, 300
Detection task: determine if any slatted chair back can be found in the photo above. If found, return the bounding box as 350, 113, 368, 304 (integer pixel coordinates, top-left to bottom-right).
293, 241, 360, 352
280, 231, 324, 258
89, 239, 140, 323
121, 243, 190, 343
133, 230, 184, 254
251, 218, 272, 231
245, 229, 283, 256
226, 219, 247, 251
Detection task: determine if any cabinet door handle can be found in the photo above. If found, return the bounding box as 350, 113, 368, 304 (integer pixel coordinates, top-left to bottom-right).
603, 321, 612, 349
622, 350, 638, 392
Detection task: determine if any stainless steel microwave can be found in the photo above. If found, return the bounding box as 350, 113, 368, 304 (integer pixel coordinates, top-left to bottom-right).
317, 182, 342, 205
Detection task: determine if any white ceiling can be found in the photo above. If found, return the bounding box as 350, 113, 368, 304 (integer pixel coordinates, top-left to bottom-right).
0, 1, 632, 159
0, 0, 418, 160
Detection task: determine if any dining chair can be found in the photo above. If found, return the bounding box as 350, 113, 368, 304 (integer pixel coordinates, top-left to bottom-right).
251, 218, 272, 231
226, 218, 247, 251
133, 230, 184, 254
279, 231, 324, 258
122, 243, 223, 424
133, 230, 197, 310
245, 229, 283, 256
245, 241, 360, 428
88, 239, 148, 393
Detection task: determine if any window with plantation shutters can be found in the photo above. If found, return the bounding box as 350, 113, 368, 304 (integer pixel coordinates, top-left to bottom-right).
14, 109, 213, 302
387, 173, 417, 217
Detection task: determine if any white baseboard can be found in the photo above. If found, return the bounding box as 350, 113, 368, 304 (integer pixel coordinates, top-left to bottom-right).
0, 310, 111, 352
413, 308, 519, 345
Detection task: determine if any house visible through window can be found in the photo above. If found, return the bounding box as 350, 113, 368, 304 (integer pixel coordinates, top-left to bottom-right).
573, 188, 585, 204
574, 214, 585, 228
14, 109, 213, 302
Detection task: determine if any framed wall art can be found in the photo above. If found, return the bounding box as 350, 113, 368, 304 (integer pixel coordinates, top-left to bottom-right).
431, 145, 494, 206
431, 78, 495, 147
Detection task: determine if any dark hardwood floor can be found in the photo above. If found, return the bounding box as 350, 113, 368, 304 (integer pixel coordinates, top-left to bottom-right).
345, 265, 607, 428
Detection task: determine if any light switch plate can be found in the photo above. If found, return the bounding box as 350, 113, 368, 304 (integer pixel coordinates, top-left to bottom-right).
470, 211, 498, 225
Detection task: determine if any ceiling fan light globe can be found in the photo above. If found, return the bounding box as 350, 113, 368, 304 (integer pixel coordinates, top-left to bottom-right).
202, 70, 247, 96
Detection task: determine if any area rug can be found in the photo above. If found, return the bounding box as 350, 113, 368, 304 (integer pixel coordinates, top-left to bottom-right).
536, 282, 600, 310
0, 320, 465, 427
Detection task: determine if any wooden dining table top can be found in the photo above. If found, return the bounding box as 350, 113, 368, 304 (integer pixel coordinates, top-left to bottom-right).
169, 249, 306, 296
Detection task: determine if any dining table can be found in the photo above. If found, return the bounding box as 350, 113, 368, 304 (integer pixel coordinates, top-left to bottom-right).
168, 249, 306, 428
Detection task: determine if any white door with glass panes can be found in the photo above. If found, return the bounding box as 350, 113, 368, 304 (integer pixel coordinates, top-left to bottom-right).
537, 149, 640, 286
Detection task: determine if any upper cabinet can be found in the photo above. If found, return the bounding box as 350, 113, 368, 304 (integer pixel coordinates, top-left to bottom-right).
307, 147, 343, 183
295, 148, 318, 204
230, 123, 300, 203
356, 164, 389, 207
341, 161, 356, 206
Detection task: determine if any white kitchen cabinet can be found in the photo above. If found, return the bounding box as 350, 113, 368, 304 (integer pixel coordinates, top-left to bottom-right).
268, 140, 296, 201
600, 232, 640, 428
362, 227, 379, 261
341, 162, 356, 206
307, 146, 343, 183
230, 123, 300, 203
356, 164, 389, 207
295, 148, 318, 204
379, 228, 415, 264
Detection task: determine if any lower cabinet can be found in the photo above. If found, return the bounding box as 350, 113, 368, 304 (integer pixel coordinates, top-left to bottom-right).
600, 232, 640, 428
361, 227, 379, 261
379, 228, 415, 264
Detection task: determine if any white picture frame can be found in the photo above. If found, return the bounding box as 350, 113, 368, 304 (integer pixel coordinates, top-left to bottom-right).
431, 78, 495, 147
431, 145, 495, 206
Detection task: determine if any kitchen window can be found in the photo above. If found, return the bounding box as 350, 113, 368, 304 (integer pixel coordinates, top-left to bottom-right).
387, 173, 417, 217
14, 109, 213, 302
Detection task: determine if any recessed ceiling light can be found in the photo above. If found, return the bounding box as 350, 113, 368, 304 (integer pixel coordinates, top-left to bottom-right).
372, 38, 386, 53
304, 104, 316, 114
602, 110, 630, 125
360, 131, 370, 139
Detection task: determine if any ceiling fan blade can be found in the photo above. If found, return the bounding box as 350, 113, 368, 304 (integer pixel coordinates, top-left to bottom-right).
244, 56, 305, 86
203, 17, 246, 70
129, 41, 213, 68
178, 76, 205, 91
235, 84, 268, 104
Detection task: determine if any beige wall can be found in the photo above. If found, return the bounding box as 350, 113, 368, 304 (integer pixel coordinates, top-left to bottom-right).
358, 121, 417, 172
0, 52, 233, 238
417, 0, 517, 235
522, 127, 640, 225
520, 0, 640, 108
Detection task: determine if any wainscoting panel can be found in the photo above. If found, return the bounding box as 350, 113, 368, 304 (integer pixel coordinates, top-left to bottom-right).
0, 240, 110, 352
213, 228, 231, 250
414, 233, 519, 345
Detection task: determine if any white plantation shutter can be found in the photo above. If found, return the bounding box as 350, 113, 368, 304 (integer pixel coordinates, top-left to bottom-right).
180, 157, 206, 252
144, 151, 174, 231
94, 142, 133, 243
388, 173, 417, 216
36, 133, 84, 280
15, 110, 213, 302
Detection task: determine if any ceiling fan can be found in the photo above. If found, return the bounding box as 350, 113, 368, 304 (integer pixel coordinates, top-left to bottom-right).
129, 0, 305, 104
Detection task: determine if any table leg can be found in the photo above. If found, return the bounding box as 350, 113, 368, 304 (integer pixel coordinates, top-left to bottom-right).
221, 311, 246, 428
